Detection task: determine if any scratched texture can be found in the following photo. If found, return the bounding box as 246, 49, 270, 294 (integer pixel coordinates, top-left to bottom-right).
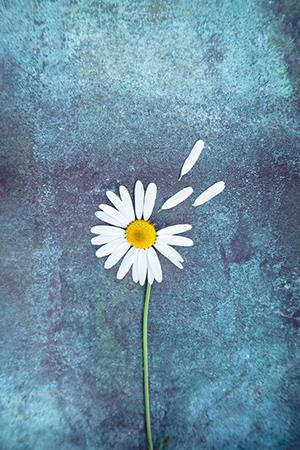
0, 1, 299, 449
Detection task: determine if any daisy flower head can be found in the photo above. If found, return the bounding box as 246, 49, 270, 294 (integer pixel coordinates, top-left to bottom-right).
91, 181, 193, 285
91, 139, 225, 286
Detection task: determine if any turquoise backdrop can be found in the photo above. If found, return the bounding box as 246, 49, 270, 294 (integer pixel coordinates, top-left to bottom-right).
0, 1, 299, 449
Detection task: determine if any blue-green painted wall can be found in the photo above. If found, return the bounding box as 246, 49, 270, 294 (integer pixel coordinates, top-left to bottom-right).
0, 1, 299, 449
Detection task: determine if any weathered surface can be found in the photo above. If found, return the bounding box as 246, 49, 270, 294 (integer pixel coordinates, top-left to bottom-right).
0, 1, 299, 449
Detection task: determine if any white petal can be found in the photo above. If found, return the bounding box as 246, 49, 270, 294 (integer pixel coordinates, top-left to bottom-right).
160, 187, 193, 211
147, 264, 155, 285
119, 186, 135, 222
154, 240, 184, 268
91, 235, 120, 246
138, 250, 148, 286
134, 180, 145, 219
193, 181, 225, 207
106, 191, 133, 222
104, 242, 130, 269
117, 247, 137, 280
179, 139, 204, 180
90, 225, 125, 236
106, 190, 124, 210
158, 235, 194, 247
132, 250, 140, 283
147, 247, 162, 283
99, 204, 129, 227
143, 183, 157, 220
95, 211, 125, 228
96, 238, 125, 258
157, 224, 192, 236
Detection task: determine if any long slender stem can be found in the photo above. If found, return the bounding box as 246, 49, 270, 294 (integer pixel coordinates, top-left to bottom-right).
143, 282, 153, 450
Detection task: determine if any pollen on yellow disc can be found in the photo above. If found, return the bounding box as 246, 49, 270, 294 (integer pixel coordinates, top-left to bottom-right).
126, 219, 156, 249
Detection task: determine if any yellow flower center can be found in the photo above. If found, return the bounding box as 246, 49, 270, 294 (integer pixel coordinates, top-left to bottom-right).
126, 219, 156, 249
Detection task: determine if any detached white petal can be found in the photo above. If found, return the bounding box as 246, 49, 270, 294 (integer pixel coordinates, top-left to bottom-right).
119, 186, 135, 222
117, 247, 137, 280
147, 247, 162, 283
134, 180, 144, 219
179, 139, 204, 180
154, 241, 184, 269
158, 235, 194, 247
96, 238, 125, 258
104, 241, 130, 269
99, 204, 129, 227
143, 183, 157, 220
90, 225, 125, 236
161, 187, 193, 211
157, 224, 192, 236
193, 181, 225, 207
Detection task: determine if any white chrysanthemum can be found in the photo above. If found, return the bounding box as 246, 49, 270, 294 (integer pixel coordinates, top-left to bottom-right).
91, 181, 193, 285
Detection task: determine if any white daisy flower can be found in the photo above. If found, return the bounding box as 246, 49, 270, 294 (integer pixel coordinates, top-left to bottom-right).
91, 181, 193, 286
90, 138, 226, 450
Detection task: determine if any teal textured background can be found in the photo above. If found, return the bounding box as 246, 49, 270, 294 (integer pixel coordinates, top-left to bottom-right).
0, 1, 299, 449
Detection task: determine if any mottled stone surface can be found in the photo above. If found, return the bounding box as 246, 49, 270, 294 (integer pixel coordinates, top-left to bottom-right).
0, 1, 299, 449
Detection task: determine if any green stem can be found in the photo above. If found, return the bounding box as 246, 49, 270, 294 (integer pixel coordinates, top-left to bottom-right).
143, 282, 153, 450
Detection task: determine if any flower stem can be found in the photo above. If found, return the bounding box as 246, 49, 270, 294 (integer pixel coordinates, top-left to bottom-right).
143, 282, 153, 450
